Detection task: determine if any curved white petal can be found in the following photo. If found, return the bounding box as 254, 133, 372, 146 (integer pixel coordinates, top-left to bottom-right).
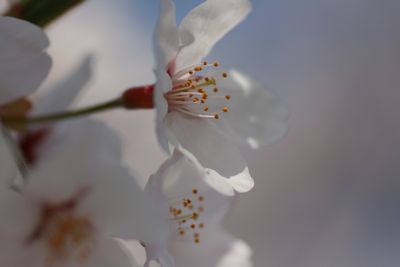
33, 54, 94, 115
176, 0, 251, 70
84, 237, 140, 267
215, 70, 289, 149
154, 0, 180, 71
170, 228, 253, 267
0, 17, 51, 105
164, 112, 254, 194
154, 69, 173, 153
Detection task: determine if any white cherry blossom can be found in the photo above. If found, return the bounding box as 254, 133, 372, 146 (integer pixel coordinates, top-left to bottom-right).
0, 16, 51, 189
153, 0, 289, 195
0, 119, 166, 267
143, 149, 253, 267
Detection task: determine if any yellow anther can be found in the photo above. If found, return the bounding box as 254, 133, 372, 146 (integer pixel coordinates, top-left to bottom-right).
225, 95, 231, 100
204, 107, 209, 112
192, 189, 198, 194
214, 114, 220, 119
213, 61, 219, 67
222, 72, 228, 78
222, 107, 228, 113
213, 87, 219, 93
203, 61, 208, 66
194, 66, 202, 72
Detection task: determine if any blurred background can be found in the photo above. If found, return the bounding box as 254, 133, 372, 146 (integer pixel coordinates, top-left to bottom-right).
3, 0, 400, 266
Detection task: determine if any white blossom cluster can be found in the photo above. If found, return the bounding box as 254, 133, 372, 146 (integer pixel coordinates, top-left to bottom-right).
0, 0, 289, 266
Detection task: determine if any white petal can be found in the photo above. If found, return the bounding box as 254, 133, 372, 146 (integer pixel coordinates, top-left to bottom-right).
215, 70, 290, 149
145, 150, 233, 266
81, 164, 168, 244
0, 127, 18, 190
164, 112, 254, 194
0, 191, 39, 240
143, 242, 175, 267
0, 239, 45, 267
176, 0, 251, 70
0, 17, 51, 105
154, 69, 173, 153
25, 119, 123, 202
148, 149, 231, 223
84, 237, 140, 267
154, 0, 180, 72
170, 228, 253, 267
33, 54, 94, 115
0, 192, 45, 267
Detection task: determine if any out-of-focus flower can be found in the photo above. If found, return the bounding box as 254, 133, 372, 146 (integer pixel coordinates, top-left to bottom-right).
0, 119, 165, 267
0, 16, 51, 188
0, 16, 51, 105
143, 149, 253, 267
19, 55, 94, 166
151, 0, 289, 195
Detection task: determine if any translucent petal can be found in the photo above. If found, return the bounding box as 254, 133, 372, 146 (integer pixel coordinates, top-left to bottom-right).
176, 0, 251, 70
214, 70, 289, 149
164, 112, 254, 194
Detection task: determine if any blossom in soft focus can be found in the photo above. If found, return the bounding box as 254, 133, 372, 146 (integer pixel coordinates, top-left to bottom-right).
144, 149, 252, 267
153, 0, 289, 195
0, 16, 51, 188
0, 120, 165, 267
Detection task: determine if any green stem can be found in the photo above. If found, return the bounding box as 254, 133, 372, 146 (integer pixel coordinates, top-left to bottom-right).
3, 98, 123, 125
4, 0, 86, 27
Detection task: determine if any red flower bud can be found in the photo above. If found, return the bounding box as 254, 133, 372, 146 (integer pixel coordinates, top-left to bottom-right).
122, 85, 154, 109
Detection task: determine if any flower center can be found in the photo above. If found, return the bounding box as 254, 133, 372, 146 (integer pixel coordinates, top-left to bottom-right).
165, 61, 231, 120
169, 187, 205, 244
28, 188, 94, 267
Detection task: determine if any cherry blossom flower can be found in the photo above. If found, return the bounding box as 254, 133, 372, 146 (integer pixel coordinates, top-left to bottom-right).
143, 149, 253, 267
0, 16, 51, 188
0, 119, 166, 267
152, 0, 289, 195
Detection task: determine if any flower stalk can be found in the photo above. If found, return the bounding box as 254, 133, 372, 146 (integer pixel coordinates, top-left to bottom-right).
2, 98, 123, 125
2, 86, 155, 126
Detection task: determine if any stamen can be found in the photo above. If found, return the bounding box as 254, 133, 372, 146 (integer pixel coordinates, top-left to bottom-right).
169, 187, 206, 244
166, 60, 231, 120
